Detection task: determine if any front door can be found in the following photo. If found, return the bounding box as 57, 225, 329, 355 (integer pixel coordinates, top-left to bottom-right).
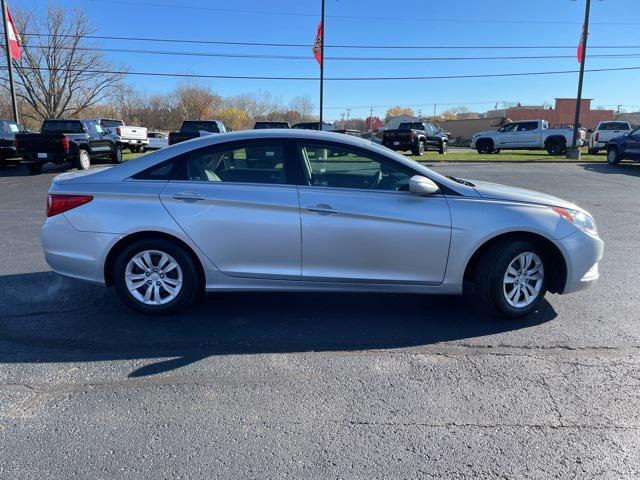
294, 141, 451, 284
160, 139, 302, 279
626, 129, 640, 159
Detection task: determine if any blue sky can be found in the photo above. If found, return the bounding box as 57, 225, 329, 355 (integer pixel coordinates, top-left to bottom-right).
18, 0, 640, 120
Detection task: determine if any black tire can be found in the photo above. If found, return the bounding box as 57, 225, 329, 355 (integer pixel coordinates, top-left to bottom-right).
491, 149, 501, 154
111, 146, 124, 164
439, 141, 448, 155
474, 239, 548, 318
546, 140, 566, 156
26, 163, 42, 174
476, 139, 494, 154
76, 149, 91, 170
129, 145, 140, 153
607, 147, 621, 165
588, 148, 599, 155
112, 238, 200, 315
412, 141, 425, 156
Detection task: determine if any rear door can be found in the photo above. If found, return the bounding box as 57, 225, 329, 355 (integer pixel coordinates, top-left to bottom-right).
515, 121, 542, 147
159, 139, 302, 279
83, 121, 111, 154
294, 141, 451, 284
625, 129, 640, 159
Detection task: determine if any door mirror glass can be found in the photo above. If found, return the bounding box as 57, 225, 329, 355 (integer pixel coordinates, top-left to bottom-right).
409, 175, 439, 195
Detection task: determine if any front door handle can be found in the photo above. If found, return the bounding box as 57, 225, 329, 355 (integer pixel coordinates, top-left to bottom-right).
172, 192, 204, 202
304, 203, 338, 215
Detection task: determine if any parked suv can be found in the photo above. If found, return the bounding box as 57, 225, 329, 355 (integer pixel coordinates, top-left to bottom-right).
0, 119, 26, 165
606, 127, 640, 165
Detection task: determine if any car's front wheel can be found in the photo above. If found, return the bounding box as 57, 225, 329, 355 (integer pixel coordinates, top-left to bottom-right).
474, 240, 548, 318
607, 148, 621, 165
113, 239, 200, 315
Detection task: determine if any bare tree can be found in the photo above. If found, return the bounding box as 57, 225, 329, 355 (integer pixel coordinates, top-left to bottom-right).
175, 81, 221, 120
0, 5, 122, 122
289, 95, 314, 120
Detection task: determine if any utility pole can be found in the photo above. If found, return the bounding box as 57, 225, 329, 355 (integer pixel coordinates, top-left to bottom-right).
346, 108, 351, 122
567, 0, 591, 159
1, 0, 19, 123
318, 0, 325, 131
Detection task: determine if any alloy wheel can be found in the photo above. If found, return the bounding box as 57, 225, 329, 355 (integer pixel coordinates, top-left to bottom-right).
502, 252, 544, 309
125, 250, 183, 305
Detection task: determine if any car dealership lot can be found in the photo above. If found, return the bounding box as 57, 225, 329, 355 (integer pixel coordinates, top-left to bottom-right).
1, 162, 639, 478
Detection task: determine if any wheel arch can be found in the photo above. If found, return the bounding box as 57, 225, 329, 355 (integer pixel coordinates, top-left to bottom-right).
463, 231, 567, 294
104, 230, 206, 288
476, 137, 495, 149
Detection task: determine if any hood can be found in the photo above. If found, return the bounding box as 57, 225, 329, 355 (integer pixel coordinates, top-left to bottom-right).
471, 179, 581, 210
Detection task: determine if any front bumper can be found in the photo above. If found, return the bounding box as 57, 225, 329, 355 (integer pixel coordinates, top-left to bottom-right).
41, 214, 120, 285
557, 229, 604, 294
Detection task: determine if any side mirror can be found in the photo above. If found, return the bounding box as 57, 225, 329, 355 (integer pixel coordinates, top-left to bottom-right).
409, 175, 439, 195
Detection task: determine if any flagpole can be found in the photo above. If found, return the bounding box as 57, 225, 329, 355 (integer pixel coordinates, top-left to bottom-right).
318, 0, 325, 130
568, 0, 590, 157
1, 0, 18, 123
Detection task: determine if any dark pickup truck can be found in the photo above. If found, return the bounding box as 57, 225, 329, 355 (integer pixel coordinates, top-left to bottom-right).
382, 122, 448, 155
0, 119, 26, 164
16, 119, 121, 174
168, 120, 226, 146
606, 127, 640, 165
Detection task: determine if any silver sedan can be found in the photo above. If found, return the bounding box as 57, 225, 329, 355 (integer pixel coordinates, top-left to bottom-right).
41, 129, 603, 317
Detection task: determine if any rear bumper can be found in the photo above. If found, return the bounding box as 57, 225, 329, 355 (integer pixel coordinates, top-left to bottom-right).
21, 152, 73, 165
558, 229, 604, 294
41, 214, 119, 285
120, 139, 149, 146
382, 141, 413, 150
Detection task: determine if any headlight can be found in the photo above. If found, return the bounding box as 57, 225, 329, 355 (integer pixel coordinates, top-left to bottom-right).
552, 207, 598, 236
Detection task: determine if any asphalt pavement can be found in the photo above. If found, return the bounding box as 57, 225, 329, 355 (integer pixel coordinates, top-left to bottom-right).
1, 160, 639, 479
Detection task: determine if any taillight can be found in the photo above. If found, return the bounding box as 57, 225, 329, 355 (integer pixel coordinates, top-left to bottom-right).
47, 194, 93, 217
61, 137, 70, 151
407, 133, 412, 140
116, 127, 121, 136
14, 136, 19, 149
594, 132, 599, 142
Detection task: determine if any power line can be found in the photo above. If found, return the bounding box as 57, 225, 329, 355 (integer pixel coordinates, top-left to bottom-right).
85, 0, 640, 26
23, 33, 640, 51
4, 65, 640, 81
25, 44, 640, 61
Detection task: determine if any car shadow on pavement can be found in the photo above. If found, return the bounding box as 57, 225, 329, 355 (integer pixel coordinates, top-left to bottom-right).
579, 162, 640, 177
0, 272, 557, 377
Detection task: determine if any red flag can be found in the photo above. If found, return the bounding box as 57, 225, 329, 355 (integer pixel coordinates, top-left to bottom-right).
577, 25, 586, 64
5, 4, 21, 61
312, 21, 323, 66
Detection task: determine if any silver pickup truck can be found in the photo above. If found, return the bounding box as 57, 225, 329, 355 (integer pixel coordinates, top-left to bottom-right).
471, 120, 586, 155
94, 118, 148, 153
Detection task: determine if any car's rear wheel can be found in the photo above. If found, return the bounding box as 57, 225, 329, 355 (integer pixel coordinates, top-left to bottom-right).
474, 240, 548, 318
546, 140, 566, 155
111, 146, 123, 164
413, 141, 425, 156
76, 149, 91, 170
607, 148, 621, 165
113, 239, 199, 315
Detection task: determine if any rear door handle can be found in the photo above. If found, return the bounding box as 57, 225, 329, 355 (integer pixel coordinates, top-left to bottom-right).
304, 203, 338, 215
172, 192, 204, 201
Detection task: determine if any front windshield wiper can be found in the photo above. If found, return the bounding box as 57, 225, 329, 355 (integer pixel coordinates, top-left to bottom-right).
447, 176, 475, 187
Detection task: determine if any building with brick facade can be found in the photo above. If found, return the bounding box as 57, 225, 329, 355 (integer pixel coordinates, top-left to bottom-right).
500, 98, 614, 130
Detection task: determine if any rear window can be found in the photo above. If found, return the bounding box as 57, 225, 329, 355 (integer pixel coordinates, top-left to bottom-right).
399, 123, 422, 131
254, 122, 290, 129
41, 121, 84, 133
181, 122, 221, 133
100, 119, 124, 128
598, 122, 630, 131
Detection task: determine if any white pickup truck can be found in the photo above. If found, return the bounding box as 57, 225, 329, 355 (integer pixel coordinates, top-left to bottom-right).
471, 120, 586, 155
588, 120, 632, 154
96, 119, 148, 153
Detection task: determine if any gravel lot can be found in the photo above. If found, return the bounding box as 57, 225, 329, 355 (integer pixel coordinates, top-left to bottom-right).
1, 161, 639, 479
